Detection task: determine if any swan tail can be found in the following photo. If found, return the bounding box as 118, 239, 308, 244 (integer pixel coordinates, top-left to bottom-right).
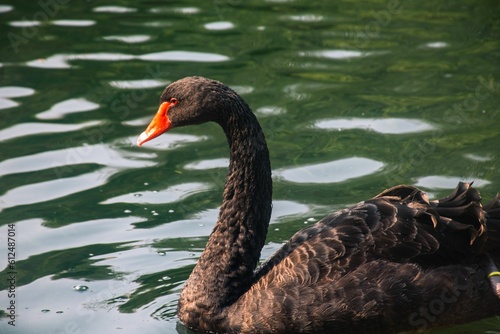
431, 182, 487, 254
372, 182, 483, 262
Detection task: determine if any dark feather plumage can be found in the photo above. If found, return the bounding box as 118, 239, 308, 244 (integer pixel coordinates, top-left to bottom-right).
138, 76, 500, 333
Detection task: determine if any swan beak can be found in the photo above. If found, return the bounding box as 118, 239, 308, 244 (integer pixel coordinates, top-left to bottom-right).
137, 102, 173, 146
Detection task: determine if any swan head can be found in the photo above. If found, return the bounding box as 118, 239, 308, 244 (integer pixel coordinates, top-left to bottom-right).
137, 76, 241, 146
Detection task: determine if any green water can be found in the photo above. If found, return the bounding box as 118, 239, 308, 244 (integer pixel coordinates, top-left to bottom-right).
0, 0, 499, 333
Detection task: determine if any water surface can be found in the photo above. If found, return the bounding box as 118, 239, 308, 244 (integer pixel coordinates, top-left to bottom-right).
0, 1, 499, 333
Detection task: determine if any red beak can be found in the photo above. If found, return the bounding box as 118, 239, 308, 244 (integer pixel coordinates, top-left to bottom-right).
137, 102, 173, 146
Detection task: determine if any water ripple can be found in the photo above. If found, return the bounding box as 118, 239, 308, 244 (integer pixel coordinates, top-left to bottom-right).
36, 98, 100, 119
130, 132, 208, 150
26, 51, 229, 69
93, 6, 137, 13
52, 20, 96, 27
102, 35, 151, 43
204, 21, 235, 30
173, 7, 200, 14
11, 217, 147, 259
0, 86, 36, 109
0, 5, 13, 12
0, 169, 112, 211
9, 21, 41, 27
271, 200, 310, 222
423, 42, 448, 49
256, 106, 286, 116
0, 120, 100, 142
27, 53, 134, 69
149, 7, 200, 14
275, 157, 384, 184
184, 158, 229, 170
139, 51, 229, 62
0, 143, 155, 176
415, 176, 491, 189
314, 118, 434, 134
9, 20, 96, 27
286, 14, 324, 22
101, 182, 212, 205
300, 50, 372, 60
108, 79, 170, 89
464, 153, 492, 162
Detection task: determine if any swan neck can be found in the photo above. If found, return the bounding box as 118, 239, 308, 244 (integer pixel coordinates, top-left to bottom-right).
178, 104, 272, 329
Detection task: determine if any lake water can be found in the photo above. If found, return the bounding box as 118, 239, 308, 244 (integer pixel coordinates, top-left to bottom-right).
0, 1, 499, 333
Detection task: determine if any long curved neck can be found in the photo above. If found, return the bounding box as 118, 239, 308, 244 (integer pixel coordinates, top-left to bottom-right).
178, 101, 273, 330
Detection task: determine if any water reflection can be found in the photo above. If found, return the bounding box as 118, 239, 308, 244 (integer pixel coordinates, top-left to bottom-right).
102, 35, 152, 43
0, 120, 101, 142
9, 20, 41, 27
415, 176, 491, 189
109, 79, 169, 89
275, 157, 384, 184
101, 182, 212, 205
93, 6, 137, 13
423, 42, 448, 49
36, 98, 100, 119
231, 85, 254, 95
148, 7, 201, 14
131, 133, 208, 150
0, 168, 111, 211
313, 118, 434, 134
0, 86, 35, 109
0, 143, 154, 176
52, 20, 96, 27
464, 153, 493, 162
270, 200, 310, 222
256, 106, 286, 116
300, 50, 370, 60
26, 53, 134, 69
9, 20, 96, 27
204, 21, 235, 30
287, 14, 324, 22
26, 51, 229, 69
184, 158, 229, 170
0, 4, 13, 12
139, 51, 229, 62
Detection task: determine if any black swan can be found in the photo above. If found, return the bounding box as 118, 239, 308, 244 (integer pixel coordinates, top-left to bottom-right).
137, 76, 500, 333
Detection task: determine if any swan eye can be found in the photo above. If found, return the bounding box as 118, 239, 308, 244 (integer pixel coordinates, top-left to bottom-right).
170, 98, 178, 105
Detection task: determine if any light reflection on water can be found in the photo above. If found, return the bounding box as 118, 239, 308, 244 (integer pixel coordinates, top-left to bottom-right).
100, 182, 213, 205
313, 117, 434, 134
0, 120, 101, 142
0, 168, 112, 210
24, 51, 229, 69
36, 98, 100, 119
275, 157, 384, 184
415, 176, 491, 189
0, 86, 35, 109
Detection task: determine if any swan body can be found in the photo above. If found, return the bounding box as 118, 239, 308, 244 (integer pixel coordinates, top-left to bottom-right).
138, 76, 500, 333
